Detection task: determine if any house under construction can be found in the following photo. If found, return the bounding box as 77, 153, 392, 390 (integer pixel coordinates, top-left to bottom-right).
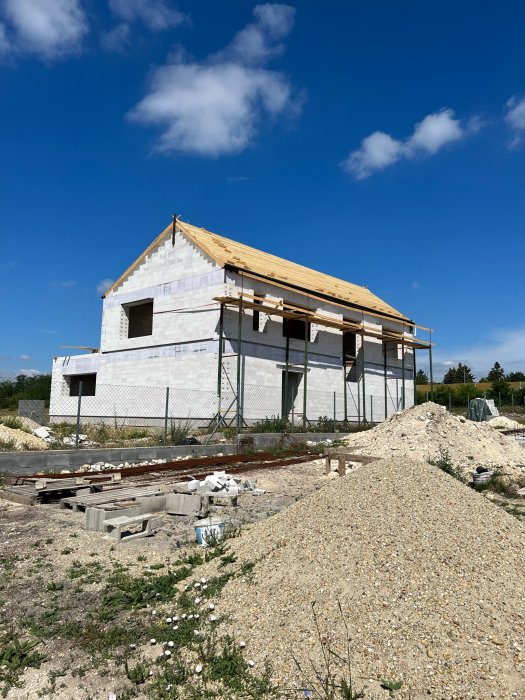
49, 219, 433, 427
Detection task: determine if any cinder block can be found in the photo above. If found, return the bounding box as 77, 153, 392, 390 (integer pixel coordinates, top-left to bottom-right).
166, 492, 202, 516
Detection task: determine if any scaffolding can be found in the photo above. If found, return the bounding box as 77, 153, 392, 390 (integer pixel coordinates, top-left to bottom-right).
213, 281, 434, 432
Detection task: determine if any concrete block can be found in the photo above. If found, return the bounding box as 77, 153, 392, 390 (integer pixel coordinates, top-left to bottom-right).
166, 493, 202, 516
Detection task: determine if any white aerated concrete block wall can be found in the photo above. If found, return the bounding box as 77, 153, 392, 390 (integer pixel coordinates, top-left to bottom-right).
50, 231, 416, 424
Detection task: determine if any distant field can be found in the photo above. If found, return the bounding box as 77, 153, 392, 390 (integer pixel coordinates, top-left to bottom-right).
417, 381, 525, 392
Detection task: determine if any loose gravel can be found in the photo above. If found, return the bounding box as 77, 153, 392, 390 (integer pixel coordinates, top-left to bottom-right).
343, 402, 525, 476
218, 458, 525, 699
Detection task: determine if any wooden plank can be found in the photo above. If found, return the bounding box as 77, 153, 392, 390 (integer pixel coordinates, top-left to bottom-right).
61, 486, 163, 510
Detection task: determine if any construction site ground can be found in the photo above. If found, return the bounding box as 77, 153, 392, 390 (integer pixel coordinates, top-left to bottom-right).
2, 403, 525, 699
0, 458, 329, 699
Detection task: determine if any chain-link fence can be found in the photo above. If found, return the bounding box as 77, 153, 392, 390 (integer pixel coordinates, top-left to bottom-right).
50, 380, 408, 433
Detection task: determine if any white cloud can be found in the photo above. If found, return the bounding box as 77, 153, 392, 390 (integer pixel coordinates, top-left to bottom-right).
0, 22, 10, 52
504, 95, 525, 148
108, 0, 185, 32
49, 280, 77, 288
97, 278, 115, 295
343, 131, 406, 180
421, 327, 525, 381
18, 368, 44, 377
343, 108, 472, 179
1, 0, 88, 59
217, 3, 295, 65
129, 3, 301, 157
101, 23, 130, 52
407, 109, 463, 154
19, 354, 31, 361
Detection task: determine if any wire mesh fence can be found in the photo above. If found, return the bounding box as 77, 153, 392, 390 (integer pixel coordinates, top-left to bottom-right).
50, 380, 406, 434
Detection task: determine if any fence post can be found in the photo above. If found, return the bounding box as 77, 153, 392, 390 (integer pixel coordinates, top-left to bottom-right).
164, 387, 170, 445
370, 395, 373, 424
426, 392, 429, 402
498, 392, 501, 411
75, 380, 83, 449
333, 391, 336, 433
448, 392, 452, 411
512, 390, 515, 415
291, 402, 295, 433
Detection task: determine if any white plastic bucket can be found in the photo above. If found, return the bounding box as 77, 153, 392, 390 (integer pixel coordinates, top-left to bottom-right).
194, 517, 225, 546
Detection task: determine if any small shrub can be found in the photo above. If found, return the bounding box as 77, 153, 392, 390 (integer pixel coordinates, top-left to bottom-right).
122, 427, 149, 440
0, 438, 16, 452
251, 416, 290, 433
428, 448, 463, 481
168, 418, 191, 445
292, 600, 365, 700
220, 426, 237, 440
124, 659, 149, 685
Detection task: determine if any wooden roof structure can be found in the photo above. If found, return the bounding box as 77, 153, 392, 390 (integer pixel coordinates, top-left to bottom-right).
104, 220, 430, 338
178, 221, 409, 322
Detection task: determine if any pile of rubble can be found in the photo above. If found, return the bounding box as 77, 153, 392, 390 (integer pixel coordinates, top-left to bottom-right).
487, 415, 522, 430
32, 426, 96, 447
343, 401, 525, 475
186, 470, 265, 496
217, 458, 525, 698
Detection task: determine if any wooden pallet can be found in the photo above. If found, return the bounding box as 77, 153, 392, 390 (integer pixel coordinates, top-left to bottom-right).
61, 486, 163, 511
0, 482, 95, 506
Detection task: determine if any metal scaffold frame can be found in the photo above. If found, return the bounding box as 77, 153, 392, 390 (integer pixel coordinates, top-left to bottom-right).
212, 287, 434, 431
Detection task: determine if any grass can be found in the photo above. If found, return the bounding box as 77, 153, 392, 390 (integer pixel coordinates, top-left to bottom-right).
0, 438, 17, 452
0, 416, 31, 432
0, 631, 46, 694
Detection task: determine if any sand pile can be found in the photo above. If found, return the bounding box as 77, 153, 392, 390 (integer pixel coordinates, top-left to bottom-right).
343, 402, 525, 475
0, 425, 48, 451
218, 459, 525, 699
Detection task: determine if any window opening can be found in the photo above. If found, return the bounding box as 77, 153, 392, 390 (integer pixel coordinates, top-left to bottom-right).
68, 373, 96, 396
125, 300, 153, 338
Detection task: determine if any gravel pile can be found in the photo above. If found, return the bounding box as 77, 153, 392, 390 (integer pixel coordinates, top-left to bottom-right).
218, 458, 525, 699
343, 402, 525, 475
0, 425, 48, 451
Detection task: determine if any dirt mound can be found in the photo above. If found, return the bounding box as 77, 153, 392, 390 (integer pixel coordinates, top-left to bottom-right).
0, 425, 48, 451
218, 458, 525, 699
343, 402, 525, 475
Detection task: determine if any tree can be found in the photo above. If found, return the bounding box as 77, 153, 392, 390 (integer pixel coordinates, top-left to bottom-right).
442, 363, 475, 384
415, 369, 429, 385
507, 371, 525, 381
487, 362, 505, 382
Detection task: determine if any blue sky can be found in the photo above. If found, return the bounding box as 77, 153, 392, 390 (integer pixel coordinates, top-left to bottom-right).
1, 0, 524, 381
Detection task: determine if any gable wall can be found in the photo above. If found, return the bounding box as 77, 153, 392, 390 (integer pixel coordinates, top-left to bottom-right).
100, 232, 223, 353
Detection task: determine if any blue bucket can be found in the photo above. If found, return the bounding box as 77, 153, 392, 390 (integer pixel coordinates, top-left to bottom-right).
195, 518, 225, 546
